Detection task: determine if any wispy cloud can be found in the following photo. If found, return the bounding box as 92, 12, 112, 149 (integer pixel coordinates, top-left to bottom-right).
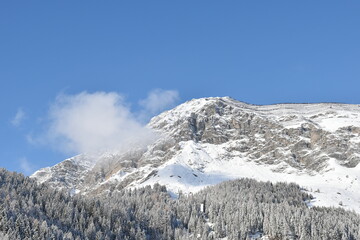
11, 108, 25, 127
28, 89, 179, 156
139, 89, 179, 120
43, 91, 157, 154
19, 157, 35, 175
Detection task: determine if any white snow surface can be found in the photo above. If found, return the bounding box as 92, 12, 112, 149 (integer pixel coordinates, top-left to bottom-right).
151, 97, 360, 132
32, 97, 360, 213
31, 154, 96, 193
136, 140, 360, 213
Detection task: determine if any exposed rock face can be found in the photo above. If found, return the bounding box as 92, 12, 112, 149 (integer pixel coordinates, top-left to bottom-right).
149, 97, 360, 171
31, 97, 360, 211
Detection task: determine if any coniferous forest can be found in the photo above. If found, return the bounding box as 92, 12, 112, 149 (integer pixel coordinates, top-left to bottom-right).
1, 168, 360, 240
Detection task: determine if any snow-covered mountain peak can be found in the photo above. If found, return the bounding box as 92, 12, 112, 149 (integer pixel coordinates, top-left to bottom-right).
32, 97, 360, 213
150, 96, 360, 134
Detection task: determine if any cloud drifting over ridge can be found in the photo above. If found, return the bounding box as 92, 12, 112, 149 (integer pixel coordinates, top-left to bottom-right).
46, 92, 152, 154
139, 89, 179, 115
40, 89, 179, 155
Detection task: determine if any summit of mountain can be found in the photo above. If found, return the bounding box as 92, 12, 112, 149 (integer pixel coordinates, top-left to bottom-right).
31, 97, 360, 212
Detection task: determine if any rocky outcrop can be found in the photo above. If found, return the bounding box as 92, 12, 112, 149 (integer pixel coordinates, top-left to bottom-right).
32, 97, 360, 195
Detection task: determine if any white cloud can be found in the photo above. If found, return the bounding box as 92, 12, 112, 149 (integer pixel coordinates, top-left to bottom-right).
19, 157, 34, 175
11, 108, 25, 127
46, 91, 156, 154
139, 89, 179, 118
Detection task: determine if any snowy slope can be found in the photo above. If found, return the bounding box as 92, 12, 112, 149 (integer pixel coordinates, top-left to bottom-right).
134, 140, 360, 213
32, 97, 360, 213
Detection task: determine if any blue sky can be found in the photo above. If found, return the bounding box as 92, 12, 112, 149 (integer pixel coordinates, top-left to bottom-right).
1, 1, 360, 175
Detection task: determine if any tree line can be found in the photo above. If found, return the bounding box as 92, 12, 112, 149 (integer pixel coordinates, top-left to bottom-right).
0, 168, 359, 239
